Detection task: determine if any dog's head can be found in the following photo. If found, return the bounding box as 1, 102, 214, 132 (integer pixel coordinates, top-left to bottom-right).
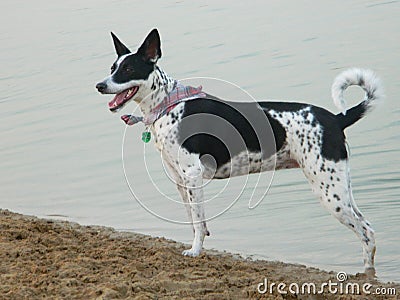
96, 29, 162, 112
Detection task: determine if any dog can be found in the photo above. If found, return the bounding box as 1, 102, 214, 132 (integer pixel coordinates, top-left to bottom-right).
96, 29, 383, 273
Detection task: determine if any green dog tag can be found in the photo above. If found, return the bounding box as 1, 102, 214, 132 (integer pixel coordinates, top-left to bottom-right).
142, 131, 151, 143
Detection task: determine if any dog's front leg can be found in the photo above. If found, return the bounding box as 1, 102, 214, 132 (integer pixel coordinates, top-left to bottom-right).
181, 166, 208, 257
176, 184, 195, 234
162, 159, 195, 232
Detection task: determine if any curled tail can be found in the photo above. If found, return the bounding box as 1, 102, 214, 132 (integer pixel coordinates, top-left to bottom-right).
332, 68, 384, 130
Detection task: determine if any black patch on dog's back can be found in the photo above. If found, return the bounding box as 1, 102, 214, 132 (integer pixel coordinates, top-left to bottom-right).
178, 98, 348, 165
178, 98, 285, 168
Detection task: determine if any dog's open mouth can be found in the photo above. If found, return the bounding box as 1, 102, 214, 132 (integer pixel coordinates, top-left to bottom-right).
108, 86, 139, 112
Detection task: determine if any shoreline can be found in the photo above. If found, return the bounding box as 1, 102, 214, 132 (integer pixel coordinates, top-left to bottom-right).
0, 209, 398, 299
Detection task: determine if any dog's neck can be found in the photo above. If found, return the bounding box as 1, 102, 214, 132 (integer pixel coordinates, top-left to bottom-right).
136, 66, 176, 116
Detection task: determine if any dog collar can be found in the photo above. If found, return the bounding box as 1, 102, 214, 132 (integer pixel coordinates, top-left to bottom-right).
121, 82, 206, 142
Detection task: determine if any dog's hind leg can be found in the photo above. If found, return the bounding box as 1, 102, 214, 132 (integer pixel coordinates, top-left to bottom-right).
302, 158, 376, 274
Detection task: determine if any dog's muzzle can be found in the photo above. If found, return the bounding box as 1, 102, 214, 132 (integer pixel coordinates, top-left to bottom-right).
96, 82, 107, 93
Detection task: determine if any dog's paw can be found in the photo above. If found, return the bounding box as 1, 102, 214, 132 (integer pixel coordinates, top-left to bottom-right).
182, 248, 201, 257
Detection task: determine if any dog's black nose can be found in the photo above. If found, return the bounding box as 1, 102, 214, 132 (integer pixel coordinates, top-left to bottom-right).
96, 82, 107, 93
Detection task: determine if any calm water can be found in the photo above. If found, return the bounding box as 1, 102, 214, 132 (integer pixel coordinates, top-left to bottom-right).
1, 0, 399, 282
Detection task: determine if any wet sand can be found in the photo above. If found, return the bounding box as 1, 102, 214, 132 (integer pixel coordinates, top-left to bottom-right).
0, 209, 398, 299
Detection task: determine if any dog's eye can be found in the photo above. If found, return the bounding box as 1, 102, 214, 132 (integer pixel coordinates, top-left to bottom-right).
125, 67, 133, 73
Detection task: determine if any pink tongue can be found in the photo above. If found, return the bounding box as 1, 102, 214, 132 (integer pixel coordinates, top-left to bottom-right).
108, 90, 129, 109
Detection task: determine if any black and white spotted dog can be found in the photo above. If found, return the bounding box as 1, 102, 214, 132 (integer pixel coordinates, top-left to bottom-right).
96, 29, 383, 273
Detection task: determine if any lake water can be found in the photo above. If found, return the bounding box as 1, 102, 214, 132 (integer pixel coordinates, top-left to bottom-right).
1, 0, 399, 282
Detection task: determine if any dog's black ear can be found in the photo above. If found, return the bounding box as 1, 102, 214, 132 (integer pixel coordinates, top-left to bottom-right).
111, 32, 131, 57
137, 28, 162, 63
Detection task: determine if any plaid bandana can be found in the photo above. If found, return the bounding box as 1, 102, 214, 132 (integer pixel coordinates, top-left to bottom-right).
121, 82, 206, 126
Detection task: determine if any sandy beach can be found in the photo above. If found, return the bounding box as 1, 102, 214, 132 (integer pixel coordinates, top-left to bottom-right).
0, 209, 398, 299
